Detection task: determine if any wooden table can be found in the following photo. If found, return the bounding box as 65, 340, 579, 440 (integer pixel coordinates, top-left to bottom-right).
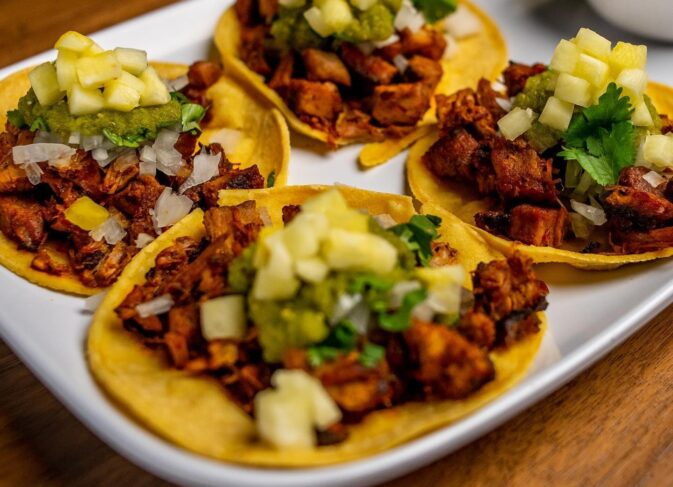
1, 1, 673, 485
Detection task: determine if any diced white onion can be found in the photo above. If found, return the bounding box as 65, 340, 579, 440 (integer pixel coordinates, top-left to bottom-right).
389, 281, 422, 309
12, 143, 76, 165
152, 187, 193, 229
135, 232, 155, 248
33, 131, 64, 144
89, 216, 127, 245
570, 199, 607, 226
139, 161, 157, 176
92, 148, 109, 162
208, 128, 242, 156
491, 80, 507, 94
643, 170, 666, 188
152, 129, 183, 176
259, 207, 273, 227
178, 152, 221, 193
68, 132, 81, 145
393, 54, 409, 74
443, 4, 482, 39
139, 145, 157, 163
374, 34, 399, 49
394, 0, 425, 33
330, 293, 363, 325
442, 34, 459, 60
374, 213, 397, 229
345, 299, 370, 334
23, 162, 43, 185
81, 135, 104, 151
166, 75, 189, 91
495, 97, 513, 112
83, 290, 108, 313
135, 294, 174, 318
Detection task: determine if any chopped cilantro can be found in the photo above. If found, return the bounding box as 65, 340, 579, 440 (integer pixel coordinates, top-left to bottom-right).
389, 214, 442, 267
267, 170, 276, 188
358, 343, 386, 368
181, 103, 206, 133
307, 321, 359, 367
102, 128, 150, 148
170, 91, 190, 104
559, 83, 636, 186
29, 116, 49, 132
378, 288, 427, 332
6, 109, 26, 129
413, 0, 457, 23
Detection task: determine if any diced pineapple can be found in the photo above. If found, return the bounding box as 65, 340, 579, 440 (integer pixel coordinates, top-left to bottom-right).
114, 47, 148, 76
255, 389, 315, 448
574, 28, 611, 61
282, 212, 329, 259
200, 295, 247, 341
55, 50, 79, 91
68, 83, 105, 115
295, 257, 329, 283
497, 107, 536, 141
116, 71, 145, 94
28, 62, 64, 106
253, 234, 300, 300
320, 0, 353, 33
550, 39, 579, 74
103, 80, 140, 112
610, 42, 647, 72
54, 31, 94, 53
64, 196, 110, 230
555, 73, 592, 107
76, 51, 121, 88
539, 96, 575, 131
643, 135, 673, 168
83, 42, 104, 56
632, 100, 654, 127
138, 67, 171, 106
574, 53, 609, 87
616, 68, 648, 101
304, 6, 334, 37
350, 0, 377, 11
302, 189, 369, 232
416, 265, 466, 290
323, 229, 397, 274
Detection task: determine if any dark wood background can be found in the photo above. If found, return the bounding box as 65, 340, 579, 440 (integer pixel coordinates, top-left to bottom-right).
1, 1, 673, 485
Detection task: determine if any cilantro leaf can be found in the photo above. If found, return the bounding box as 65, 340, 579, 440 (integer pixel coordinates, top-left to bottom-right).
413, 0, 458, 23
389, 214, 442, 267
29, 116, 49, 132
267, 170, 276, 188
181, 103, 206, 133
358, 343, 386, 368
348, 274, 394, 294
6, 109, 26, 129
560, 83, 636, 187
102, 128, 151, 148
170, 91, 190, 104
307, 321, 359, 367
378, 288, 427, 332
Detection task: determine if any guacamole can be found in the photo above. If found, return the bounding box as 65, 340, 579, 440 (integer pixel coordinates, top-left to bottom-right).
15, 89, 182, 142
513, 70, 563, 153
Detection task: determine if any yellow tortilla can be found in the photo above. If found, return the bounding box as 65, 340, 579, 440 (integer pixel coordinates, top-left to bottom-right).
0, 63, 290, 295
214, 0, 507, 166
407, 82, 673, 270
88, 185, 545, 466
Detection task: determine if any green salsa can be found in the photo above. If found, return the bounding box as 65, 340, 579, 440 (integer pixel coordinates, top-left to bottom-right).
338, 3, 395, 44
270, 8, 327, 51
513, 70, 563, 153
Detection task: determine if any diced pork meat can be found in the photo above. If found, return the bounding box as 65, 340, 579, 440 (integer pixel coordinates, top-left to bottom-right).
287, 80, 343, 123
370, 82, 431, 126
340, 43, 397, 85
502, 62, 547, 97
0, 195, 45, 250
508, 204, 568, 247
302, 49, 351, 87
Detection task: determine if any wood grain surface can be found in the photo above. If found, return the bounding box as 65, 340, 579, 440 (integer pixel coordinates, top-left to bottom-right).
1, 1, 673, 486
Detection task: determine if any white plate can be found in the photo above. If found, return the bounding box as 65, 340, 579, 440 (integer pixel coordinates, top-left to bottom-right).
1, 1, 673, 485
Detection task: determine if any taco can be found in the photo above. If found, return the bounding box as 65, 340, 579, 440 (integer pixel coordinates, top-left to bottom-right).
88, 185, 548, 466
215, 0, 506, 166
408, 28, 673, 270
0, 32, 289, 295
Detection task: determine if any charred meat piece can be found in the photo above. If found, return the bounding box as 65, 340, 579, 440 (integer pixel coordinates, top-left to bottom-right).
603, 185, 673, 231
399, 27, 447, 61
101, 152, 140, 194
476, 78, 507, 121
370, 82, 432, 126
52, 150, 103, 200
302, 49, 352, 87
282, 204, 301, 224
40, 172, 82, 206
458, 311, 496, 349
474, 210, 511, 237
335, 108, 383, 141
187, 61, 223, 89
153, 236, 201, 278
201, 165, 265, 207
611, 226, 673, 254
165, 303, 200, 368
287, 80, 343, 123
660, 114, 673, 135
404, 320, 495, 399
258, 0, 279, 21
0, 163, 32, 193
435, 89, 496, 138
406, 56, 443, 88
235, 0, 257, 26
340, 43, 398, 85
239, 26, 271, 76
429, 241, 458, 267
491, 137, 557, 205
508, 204, 568, 247
203, 201, 263, 244
268, 53, 295, 93
90, 241, 134, 288
0, 195, 45, 250
31, 247, 69, 276
618, 166, 663, 194
502, 62, 547, 97
111, 175, 165, 219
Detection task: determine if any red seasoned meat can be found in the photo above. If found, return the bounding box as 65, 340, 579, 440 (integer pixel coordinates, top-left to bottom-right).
0, 195, 45, 251
370, 82, 432, 126
508, 204, 568, 247
302, 49, 351, 87
399, 27, 447, 61
603, 185, 673, 231
406, 55, 443, 88
502, 62, 547, 97
268, 53, 295, 93
187, 61, 223, 89
287, 80, 343, 123
239, 26, 271, 76
340, 43, 397, 85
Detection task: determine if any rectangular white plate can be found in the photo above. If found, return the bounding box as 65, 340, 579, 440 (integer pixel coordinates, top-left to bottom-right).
1, 0, 673, 485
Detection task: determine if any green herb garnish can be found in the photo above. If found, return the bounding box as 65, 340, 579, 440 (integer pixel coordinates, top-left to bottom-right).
389, 214, 442, 267
267, 170, 276, 188
181, 103, 206, 133
102, 128, 151, 148
358, 343, 386, 368
6, 109, 26, 129
307, 320, 359, 367
378, 288, 427, 332
412, 0, 457, 23
29, 116, 49, 132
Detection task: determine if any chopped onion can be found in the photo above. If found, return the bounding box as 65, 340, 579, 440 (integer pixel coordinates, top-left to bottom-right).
12, 143, 76, 165
178, 152, 221, 193
68, 132, 81, 145
443, 4, 482, 39
373, 34, 399, 49
570, 199, 607, 226
152, 129, 183, 176
569, 212, 593, 240
495, 97, 513, 112
81, 135, 104, 151
442, 34, 459, 60
33, 131, 63, 144
139, 161, 157, 177
23, 163, 43, 185
259, 207, 272, 227
92, 148, 109, 162
208, 128, 242, 156
389, 281, 422, 309
83, 290, 108, 313
491, 80, 508, 94
411, 300, 435, 322
135, 294, 174, 318
330, 293, 363, 325
643, 170, 666, 188
139, 145, 157, 163
135, 232, 155, 248
346, 300, 370, 334
152, 187, 193, 230
167, 75, 189, 91
374, 213, 397, 229
394, 0, 425, 33
393, 54, 409, 74
89, 215, 127, 245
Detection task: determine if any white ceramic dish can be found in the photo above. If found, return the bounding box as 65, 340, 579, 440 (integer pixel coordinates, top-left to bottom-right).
588, 0, 673, 42
1, 0, 673, 485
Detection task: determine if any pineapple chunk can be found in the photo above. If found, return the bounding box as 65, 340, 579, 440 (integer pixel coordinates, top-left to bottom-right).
103, 80, 140, 112
28, 62, 64, 106
55, 50, 79, 91
138, 67, 171, 106
321, 0, 353, 33
323, 229, 397, 274
76, 51, 121, 88
294, 257, 329, 283
416, 265, 466, 290
555, 73, 592, 107
574, 53, 609, 87
610, 42, 647, 72
54, 31, 94, 53
351, 0, 377, 10
616, 68, 647, 101
539, 96, 575, 132
497, 107, 536, 141
632, 100, 654, 127
282, 212, 329, 259
83, 42, 104, 56
643, 135, 673, 168
302, 189, 369, 232
114, 47, 148, 76
255, 389, 315, 448
550, 39, 579, 74
253, 234, 300, 300
116, 71, 145, 93
68, 83, 105, 115
64, 196, 110, 230
574, 28, 611, 61
200, 295, 247, 341
304, 6, 334, 37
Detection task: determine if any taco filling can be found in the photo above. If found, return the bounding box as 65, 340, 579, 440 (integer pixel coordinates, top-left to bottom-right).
0, 32, 274, 291
416, 28, 673, 255
234, 0, 484, 144
114, 189, 548, 449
